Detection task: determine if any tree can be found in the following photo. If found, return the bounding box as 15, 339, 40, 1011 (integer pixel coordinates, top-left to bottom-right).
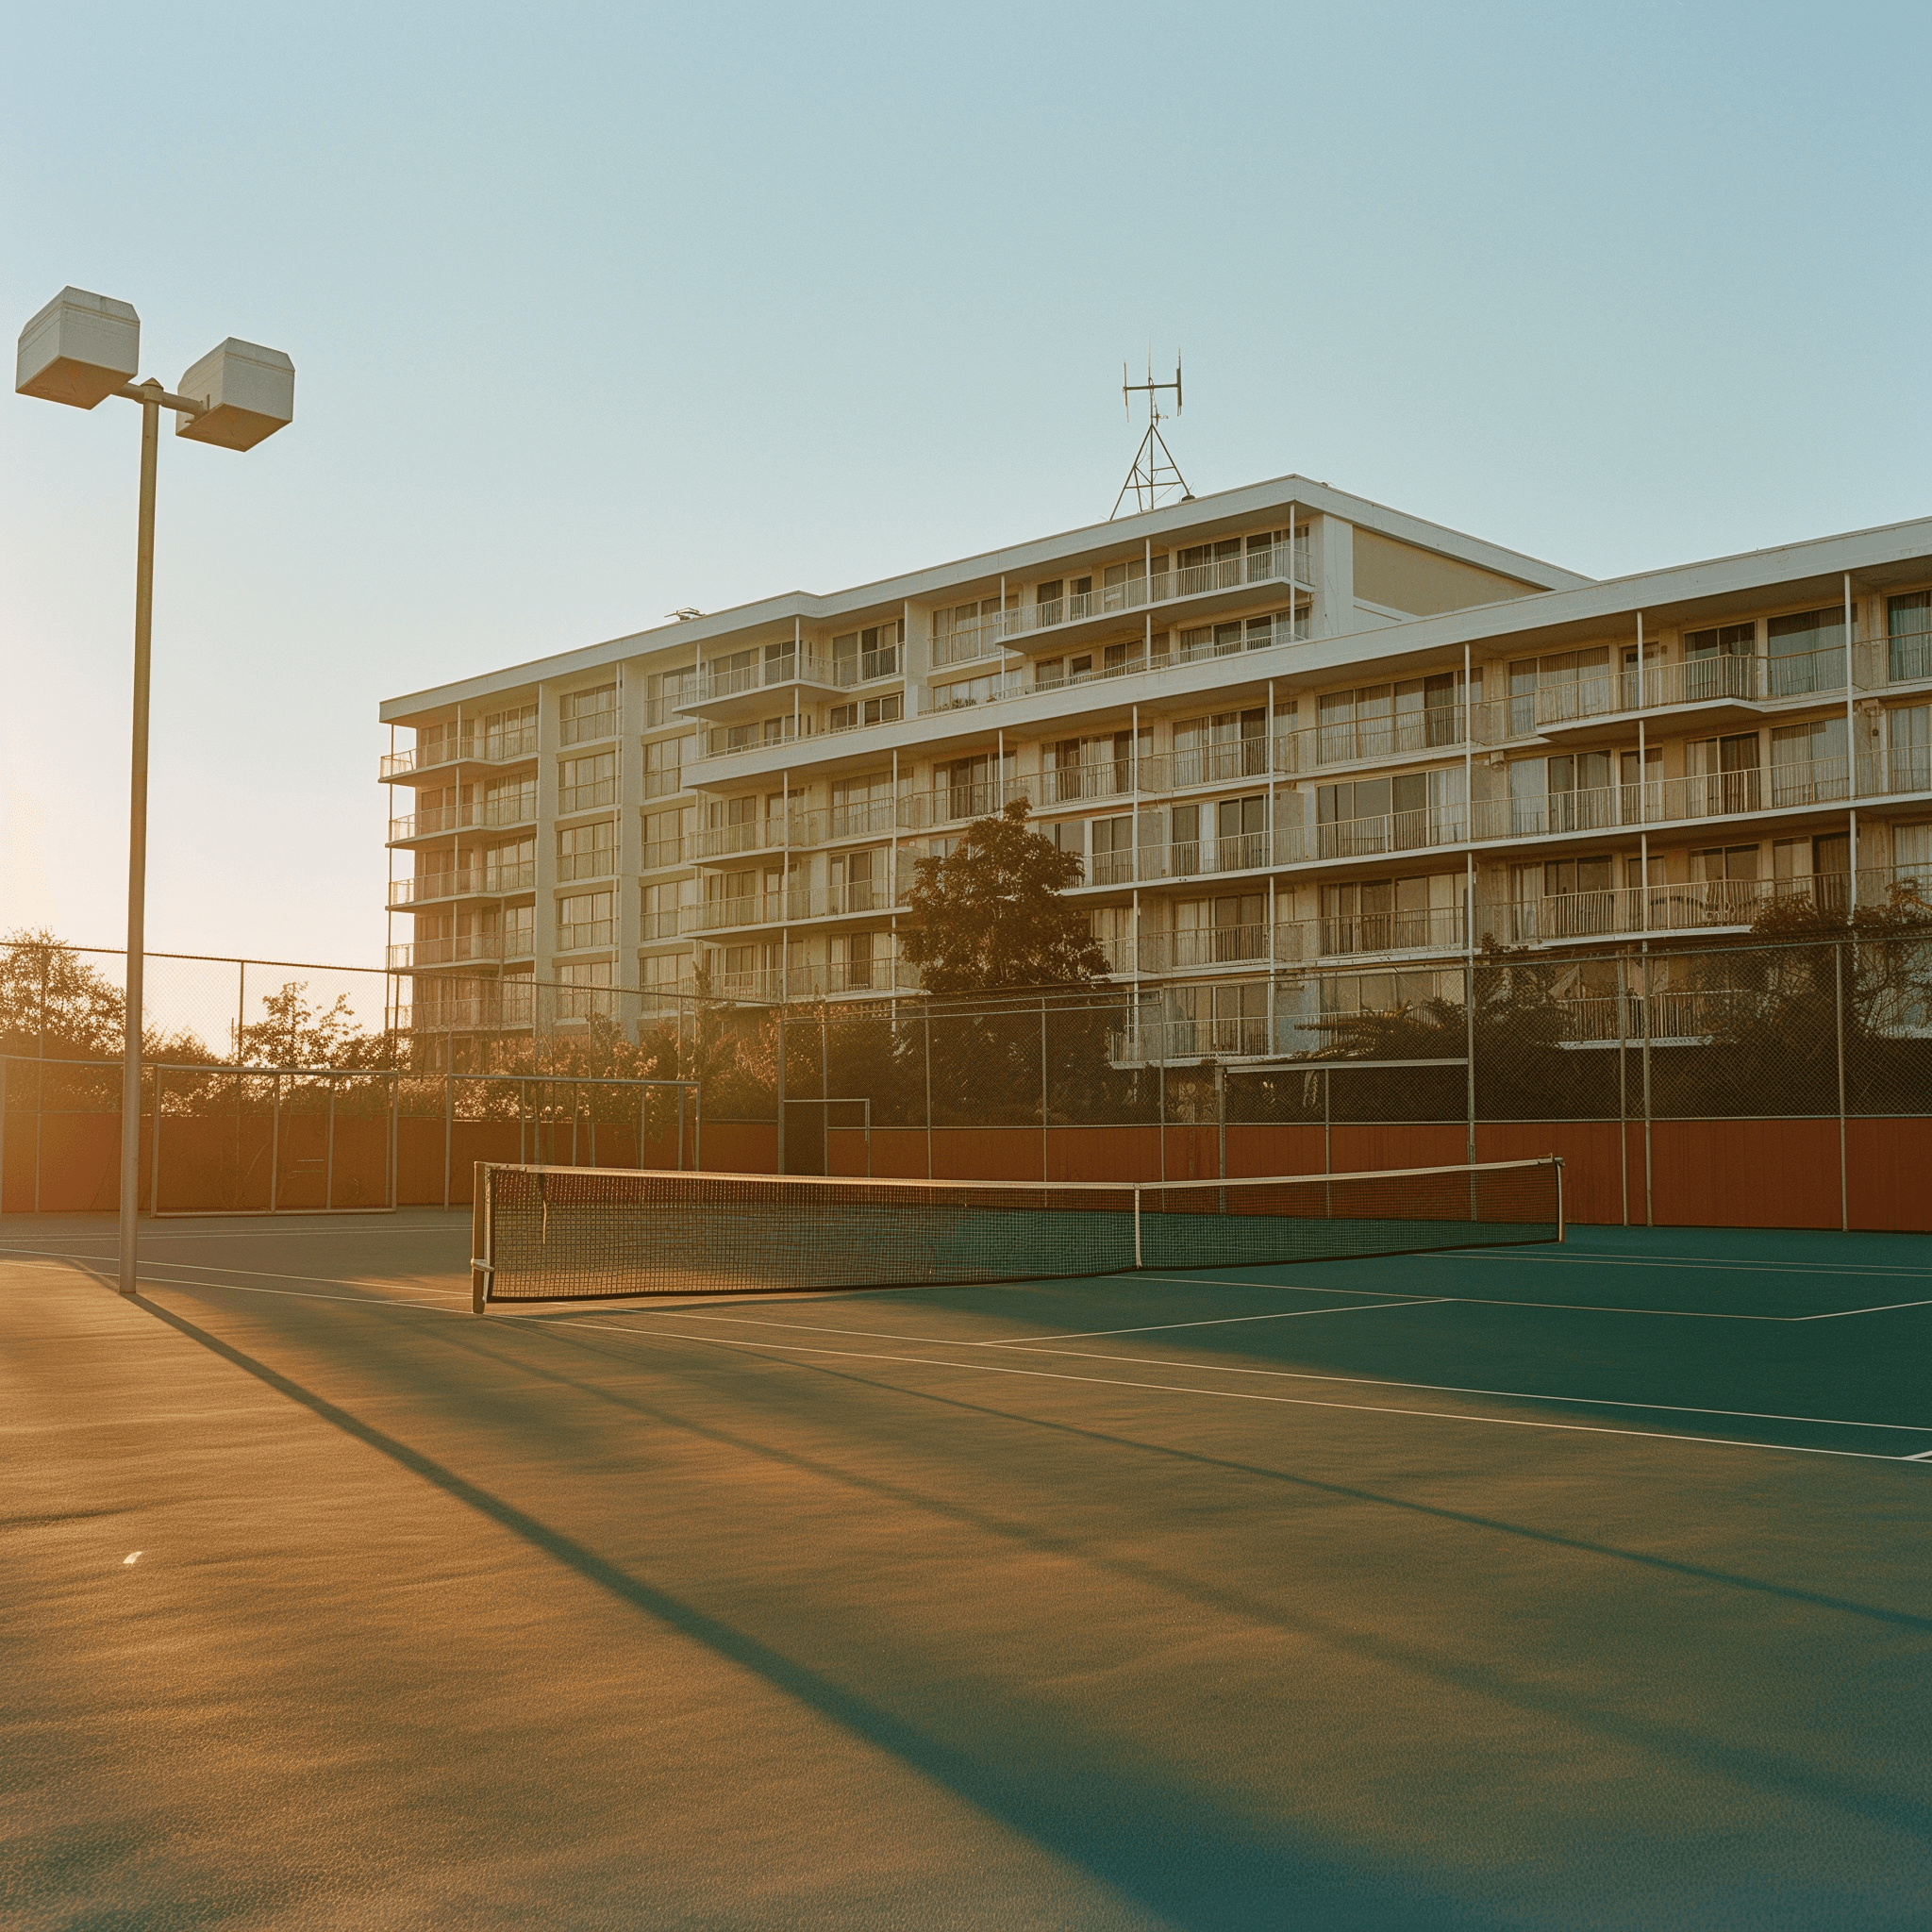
901, 800, 1109, 994
239, 981, 392, 1069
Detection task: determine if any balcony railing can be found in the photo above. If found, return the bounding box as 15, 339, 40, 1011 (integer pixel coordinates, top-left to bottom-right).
1111, 1014, 1275, 1066
834, 645, 900, 686
684, 652, 838, 706
925, 540, 1310, 668
1890, 628, 1932, 684
559, 710, 617, 746
388, 795, 538, 841
387, 932, 519, 969
557, 920, 614, 952
389, 863, 536, 906
641, 908, 685, 940
555, 850, 615, 883
378, 726, 539, 781
684, 880, 891, 934
401, 988, 536, 1033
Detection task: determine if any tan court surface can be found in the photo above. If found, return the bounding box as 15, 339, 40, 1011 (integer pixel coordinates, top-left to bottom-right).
4, 1210, 1930, 1929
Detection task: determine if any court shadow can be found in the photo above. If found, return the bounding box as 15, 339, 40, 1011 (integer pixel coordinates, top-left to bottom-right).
132, 1292, 1500, 1932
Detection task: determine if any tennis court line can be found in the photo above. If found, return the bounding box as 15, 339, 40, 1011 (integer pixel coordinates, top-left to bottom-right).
977, 1343, 1932, 1435
24, 1261, 469, 1311
1452, 1250, 1932, 1280
973, 1300, 1450, 1343
638, 1304, 1932, 1436
0, 1222, 460, 1246
553, 1318, 1926, 1464
1791, 1298, 1932, 1322
0, 1243, 471, 1298
1137, 1273, 1793, 1321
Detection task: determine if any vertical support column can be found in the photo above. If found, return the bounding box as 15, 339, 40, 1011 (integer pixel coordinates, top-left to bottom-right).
470, 1164, 490, 1313
1844, 573, 1857, 841
325, 1074, 337, 1209
1640, 941, 1654, 1226
922, 1002, 934, 1179
774, 1006, 786, 1174
1835, 941, 1849, 1233
1616, 953, 1630, 1226
1040, 994, 1049, 1182
119, 391, 160, 1292
442, 1072, 453, 1210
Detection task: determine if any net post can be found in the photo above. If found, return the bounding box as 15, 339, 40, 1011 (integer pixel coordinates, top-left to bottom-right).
1133, 1185, 1143, 1269
471, 1162, 491, 1313
1554, 1156, 1566, 1243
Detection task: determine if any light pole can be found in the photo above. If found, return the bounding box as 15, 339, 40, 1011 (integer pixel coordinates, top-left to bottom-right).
16, 289, 294, 1296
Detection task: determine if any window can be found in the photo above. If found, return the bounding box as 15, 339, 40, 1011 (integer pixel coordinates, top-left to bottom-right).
1318, 675, 1457, 760
1765, 608, 1850, 698
1174, 710, 1267, 787
482, 837, 535, 893
1506, 649, 1613, 732
1893, 823, 1932, 891
1318, 768, 1465, 855
1174, 893, 1266, 964
1769, 718, 1846, 807
476, 702, 537, 762
1091, 814, 1135, 884
641, 880, 686, 941
831, 772, 894, 837
645, 666, 695, 725
483, 774, 537, 826
557, 958, 614, 1020
1102, 556, 1147, 611
829, 691, 903, 732
558, 820, 613, 882
1687, 732, 1764, 815
1889, 592, 1929, 684
642, 807, 688, 869
930, 596, 1009, 667
1889, 703, 1930, 794
558, 890, 614, 951
1323, 874, 1459, 953
832, 621, 900, 686
1215, 794, 1267, 869
830, 847, 886, 913
558, 751, 616, 813
643, 735, 689, 798
559, 684, 617, 745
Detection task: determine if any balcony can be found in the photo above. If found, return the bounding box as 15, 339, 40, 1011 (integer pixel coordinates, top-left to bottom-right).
557, 920, 614, 952
378, 725, 539, 782
928, 539, 1311, 667
1889, 627, 1931, 684
1488, 646, 1872, 746
387, 932, 521, 969
1111, 1014, 1276, 1066
559, 710, 617, 747
678, 650, 855, 718
387, 794, 539, 842
684, 880, 892, 935
400, 987, 536, 1034
555, 850, 615, 884
388, 862, 536, 908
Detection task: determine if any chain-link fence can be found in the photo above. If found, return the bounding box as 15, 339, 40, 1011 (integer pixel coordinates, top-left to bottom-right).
5, 927, 1929, 1224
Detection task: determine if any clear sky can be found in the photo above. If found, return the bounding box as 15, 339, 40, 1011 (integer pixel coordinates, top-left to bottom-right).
4, 0, 1928, 968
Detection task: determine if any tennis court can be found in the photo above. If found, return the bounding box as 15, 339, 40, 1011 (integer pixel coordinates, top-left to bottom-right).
5, 1192, 1930, 1928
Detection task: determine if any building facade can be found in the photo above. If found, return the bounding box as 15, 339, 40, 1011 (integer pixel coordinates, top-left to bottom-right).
378, 475, 1932, 1063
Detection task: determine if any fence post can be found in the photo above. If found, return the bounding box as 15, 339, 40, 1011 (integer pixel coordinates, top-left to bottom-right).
1616, 953, 1629, 1226
1835, 940, 1849, 1233
1640, 943, 1654, 1226
923, 1003, 933, 1180
1040, 995, 1049, 1182
1464, 955, 1477, 1169
442, 1073, 453, 1209
0, 1056, 8, 1218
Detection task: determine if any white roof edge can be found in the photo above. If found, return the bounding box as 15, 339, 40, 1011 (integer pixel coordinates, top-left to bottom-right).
379, 475, 1588, 722
1329, 511, 1932, 661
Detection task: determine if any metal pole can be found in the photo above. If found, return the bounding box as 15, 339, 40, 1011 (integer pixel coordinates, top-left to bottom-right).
119, 390, 160, 1293
1640, 941, 1654, 1226
1616, 952, 1629, 1225
1040, 995, 1049, 1181
1835, 941, 1849, 1233
923, 1002, 933, 1179
442, 1072, 453, 1209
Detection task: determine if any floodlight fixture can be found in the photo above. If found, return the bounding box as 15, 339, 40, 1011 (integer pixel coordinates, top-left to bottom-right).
15, 287, 295, 1298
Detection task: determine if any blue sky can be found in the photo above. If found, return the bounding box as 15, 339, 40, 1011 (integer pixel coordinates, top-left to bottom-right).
4, 0, 1927, 965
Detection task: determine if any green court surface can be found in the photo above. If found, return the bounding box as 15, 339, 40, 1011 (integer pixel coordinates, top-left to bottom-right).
4, 1211, 1929, 1929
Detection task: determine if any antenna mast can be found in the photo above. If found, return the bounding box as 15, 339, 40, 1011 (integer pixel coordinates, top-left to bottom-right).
1112, 351, 1190, 519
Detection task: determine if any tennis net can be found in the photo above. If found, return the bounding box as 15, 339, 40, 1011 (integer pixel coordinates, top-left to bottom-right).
470, 1156, 1561, 1309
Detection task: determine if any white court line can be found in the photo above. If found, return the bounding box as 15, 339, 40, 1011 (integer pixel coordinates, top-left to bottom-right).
1138, 1273, 1792, 1321
1454, 1250, 1932, 1280
978, 1343, 1932, 1435
642, 1302, 1932, 1435
47, 1265, 467, 1311
539, 1316, 1926, 1464
0, 1223, 460, 1248
1, 1244, 468, 1297
974, 1299, 1448, 1343
1794, 1298, 1932, 1322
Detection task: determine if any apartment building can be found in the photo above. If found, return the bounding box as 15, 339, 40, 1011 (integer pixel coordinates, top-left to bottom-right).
378, 475, 1932, 1062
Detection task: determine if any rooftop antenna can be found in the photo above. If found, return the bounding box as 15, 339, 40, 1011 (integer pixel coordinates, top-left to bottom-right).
1111, 349, 1191, 520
